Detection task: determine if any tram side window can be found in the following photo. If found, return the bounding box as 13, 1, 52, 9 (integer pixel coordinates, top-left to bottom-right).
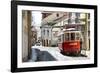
71, 33, 75, 40
65, 33, 70, 41
76, 33, 80, 40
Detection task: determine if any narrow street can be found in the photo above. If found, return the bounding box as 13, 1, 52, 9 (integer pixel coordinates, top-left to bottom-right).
28, 46, 89, 62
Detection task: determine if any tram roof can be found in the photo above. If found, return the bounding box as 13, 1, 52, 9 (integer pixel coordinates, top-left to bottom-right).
62, 28, 81, 32
57, 30, 81, 36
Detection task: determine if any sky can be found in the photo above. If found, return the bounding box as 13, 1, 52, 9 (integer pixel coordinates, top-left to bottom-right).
31, 11, 42, 39
31, 11, 42, 26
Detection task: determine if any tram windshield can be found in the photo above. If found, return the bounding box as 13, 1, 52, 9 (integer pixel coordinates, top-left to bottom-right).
58, 31, 82, 42
71, 33, 75, 40
64, 32, 80, 41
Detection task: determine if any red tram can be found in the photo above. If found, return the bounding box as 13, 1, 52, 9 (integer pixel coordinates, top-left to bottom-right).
58, 28, 83, 55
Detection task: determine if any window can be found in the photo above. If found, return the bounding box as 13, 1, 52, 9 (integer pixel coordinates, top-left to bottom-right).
65, 33, 69, 41
76, 33, 80, 40
43, 29, 45, 35
64, 33, 70, 41
75, 18, 80, 23
76, 13, 80, 18
88, 13, 90, 19
69, 12, 72, 18
68, 13, 72, 24
47, 30, 49, 36
56, 13, 59, 17
75, 13, 80, 23
68, 19, 72, 24
88, 21, 90, 31
71, 33, 75, 40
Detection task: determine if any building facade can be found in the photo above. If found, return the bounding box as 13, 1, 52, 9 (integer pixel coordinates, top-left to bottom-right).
41, 12, 90, 50
41, 25, 52, 47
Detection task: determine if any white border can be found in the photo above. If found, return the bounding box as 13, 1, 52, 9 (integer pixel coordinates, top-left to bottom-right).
18, 5, 94, 68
